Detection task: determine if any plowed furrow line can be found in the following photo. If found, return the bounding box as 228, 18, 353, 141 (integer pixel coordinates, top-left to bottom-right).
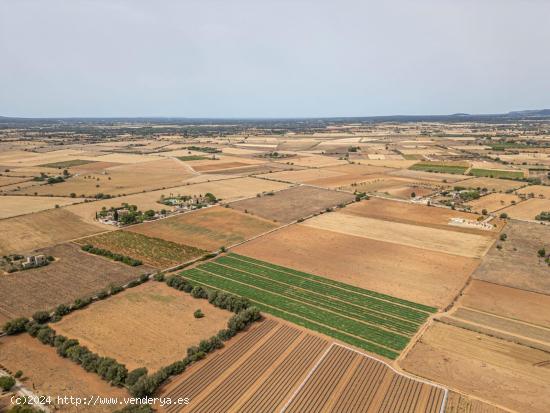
332, 358, 385, 413
238, 335, 328, 413
285, 346, 356, 413
379, 375, 400, 413
189, 325, 301, 413
164, 320, 277, 413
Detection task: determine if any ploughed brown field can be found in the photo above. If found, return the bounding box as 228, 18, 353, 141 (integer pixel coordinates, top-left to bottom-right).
128, 206, 279, 251
233, 224, 478, 308
0, 243, 152, 323
159, 318, 446, 413
52, 282, 231, 371
0, 208, 104, 256
344, 197, 503, 235
228, 185, 355, 224
0, 334, 129, 413
401, 322, 550, 413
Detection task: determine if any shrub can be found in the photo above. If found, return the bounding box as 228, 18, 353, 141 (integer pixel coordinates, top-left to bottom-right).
191, 286, 208, 299
32, 311, 51, 324
499, 212, 508, 219
3, 318, 29, 335
14, 370, 23, 379
193, 309, 204, 318
0, 376, 16, 391
125, 368, 148, 386
97, 290, 109, 300
73, 297, 92, 310
538, 248, 546, 258
55, 304, 71, 317
500, 233, 507, 241
36, 326, 56, 345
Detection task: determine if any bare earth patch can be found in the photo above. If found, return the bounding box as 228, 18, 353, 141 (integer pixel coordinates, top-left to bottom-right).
400, 322, 550, 413
229, 186, 354, 224
302, 211, 494, 258
53, 282, 231, 372
0, 243, 152, 323
233, 224, 477, 308
128, 206, 279, 251
0, 334, 128, 412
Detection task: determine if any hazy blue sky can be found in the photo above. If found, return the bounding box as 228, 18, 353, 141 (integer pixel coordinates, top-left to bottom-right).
1, 0, 549, 117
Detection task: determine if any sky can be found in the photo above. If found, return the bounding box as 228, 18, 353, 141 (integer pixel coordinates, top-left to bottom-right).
1, 0, 549, 118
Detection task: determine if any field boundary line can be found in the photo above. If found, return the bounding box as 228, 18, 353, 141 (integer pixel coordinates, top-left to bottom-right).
332, 343, 449, 413
278, 342, 335, 413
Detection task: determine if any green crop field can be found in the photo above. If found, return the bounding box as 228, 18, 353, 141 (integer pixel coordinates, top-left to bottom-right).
177, 155, 209, 161
469, 168, 524, 179
179, 253, 436, 359
409, 162, 468, 174
39, 159, 97, 168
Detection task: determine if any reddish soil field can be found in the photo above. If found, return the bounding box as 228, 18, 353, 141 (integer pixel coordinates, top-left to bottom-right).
128, 206, 279, 251
233, 224, 478, 308
0, 243, 152, 323
229, 185, 354, 224
0, 334, 128, 412
53, 282, 231, 371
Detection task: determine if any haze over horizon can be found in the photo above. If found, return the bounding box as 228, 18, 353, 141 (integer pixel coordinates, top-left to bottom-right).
1, 0, 549, 118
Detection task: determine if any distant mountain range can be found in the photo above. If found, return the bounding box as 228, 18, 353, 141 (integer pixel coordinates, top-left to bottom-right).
1, 109, 550, 125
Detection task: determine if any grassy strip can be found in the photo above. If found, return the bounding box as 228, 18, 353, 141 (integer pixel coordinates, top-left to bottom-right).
182, 268, 408, 351
410, 163, 467, 174
227, 253, 436, 314
185, 277, 399, 360
205, 261, 419, 333
216, 257, 427, 322
177, 155, 209, 161
39, 159, 97, 168
469, 168, 524, 179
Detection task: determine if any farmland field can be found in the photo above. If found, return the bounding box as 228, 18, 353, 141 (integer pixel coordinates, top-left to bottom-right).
228, 185, 354, 223
38, 159, 98, 168
0, 208, 104, 255
472, 220, 550, 294
179, 253, 435, 359
0, 243, 152, 323
0, 334, 128, 413
453, 176, 525, 192
128, 206, 279, 250
499, 197, 550, 220
160, 319, 446, 413
13, 158, 196, 197
401, 322, 550, 413
516, 184, 550, 198
0, 195, 87, 219
76, 230, 206, 268
409, 161, 468, 174
468, 168, 524, 179
234, 224, 478, 308
301, 211, 494, 258
53, 282, 231, 371
466, 193, 522, 213
344, 197, 501, 235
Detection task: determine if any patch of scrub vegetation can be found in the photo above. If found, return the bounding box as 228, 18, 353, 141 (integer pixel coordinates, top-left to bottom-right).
409, 162, 468, 174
